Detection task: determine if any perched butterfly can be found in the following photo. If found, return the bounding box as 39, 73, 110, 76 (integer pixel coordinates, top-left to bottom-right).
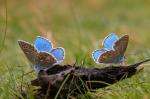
18, 36, 65, 72
92, 33, 129, 64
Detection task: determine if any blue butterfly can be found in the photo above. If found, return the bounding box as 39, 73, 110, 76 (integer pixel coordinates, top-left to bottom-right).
92, 33, 129, 64
18, 36, 65, 72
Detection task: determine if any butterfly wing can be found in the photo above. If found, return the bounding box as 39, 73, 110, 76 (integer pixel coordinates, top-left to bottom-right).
51, 47, 65, 62
18, 40, 38, 64
34, 36, 53, 53
99, 50, 123, 63
102, 33, 119, 50
34, 52, 57, 72
114, 35, 129, 55
92, 49, 106, 63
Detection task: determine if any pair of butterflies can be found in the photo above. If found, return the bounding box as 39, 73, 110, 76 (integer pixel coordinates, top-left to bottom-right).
18, 33, 129, 72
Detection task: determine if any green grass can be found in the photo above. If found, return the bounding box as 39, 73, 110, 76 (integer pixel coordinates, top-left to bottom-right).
1, 0, 150, 98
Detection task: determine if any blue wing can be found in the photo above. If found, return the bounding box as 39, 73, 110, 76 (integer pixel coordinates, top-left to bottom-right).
50, 47, 65, 62
34, 36, 53, 52
92, 49, 106, 63
102, 33, 119, 50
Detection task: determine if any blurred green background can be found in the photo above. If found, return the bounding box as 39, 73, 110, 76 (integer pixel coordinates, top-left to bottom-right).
0, 0, 150, 98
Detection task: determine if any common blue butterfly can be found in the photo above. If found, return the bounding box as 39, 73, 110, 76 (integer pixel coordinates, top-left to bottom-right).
18, 36, 65, 72
92, 33, 129, 64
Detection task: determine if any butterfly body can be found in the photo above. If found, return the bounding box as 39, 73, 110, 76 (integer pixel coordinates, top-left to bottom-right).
18, 36, 65, 72
92, 33, 129, 64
